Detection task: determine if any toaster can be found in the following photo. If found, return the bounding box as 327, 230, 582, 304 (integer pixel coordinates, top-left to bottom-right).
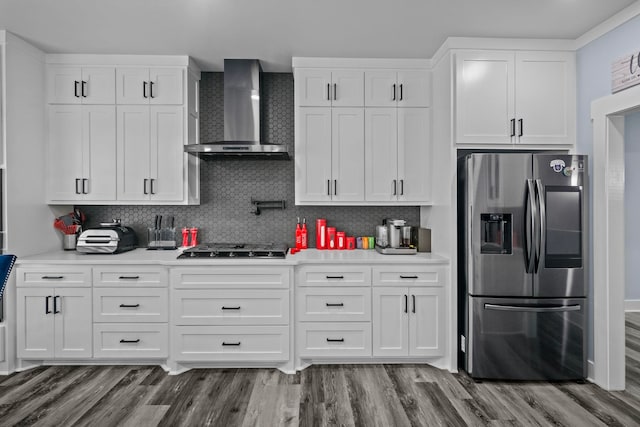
76, 225, 138, 254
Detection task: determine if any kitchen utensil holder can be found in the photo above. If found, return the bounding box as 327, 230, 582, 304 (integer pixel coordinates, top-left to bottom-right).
63, 233, 77, 251
147, 227, 176, 250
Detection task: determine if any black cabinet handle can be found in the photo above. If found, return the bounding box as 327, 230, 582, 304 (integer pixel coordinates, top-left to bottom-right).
143, 81, 148, 98
400, 179, 404, 196
81, 81, 87, 98
222, 306, 241, 310
334, 180, 337, 196
326, 338, 344, 343
143, 179, 149, 195
399, 83, 403, 101
518, 119, 523, 137
45, 296, 52, 314
120, 339, 140, 343
325, 303, 344, 307
326, 275, 344, 279
393, 179, 397, 195
327, 83, 331, 101
54, 296, 61, 314
412, 295, 416, 313
510, 118, 516, 137
150, 179, 156, 195
42, 276, 64, 280
82, 178, 88, 194
392, 84, 396, 101
404, 295, 408, 313
119, 304, 140, 308
75, 178, 82, 194
222, 342, 241, 346
74, 80, 80, 98
118, 276, 140, 280
400, 275, 418, 279
150, 81, 155, 98
333, 83, 337, 101
327, 179, 331, 196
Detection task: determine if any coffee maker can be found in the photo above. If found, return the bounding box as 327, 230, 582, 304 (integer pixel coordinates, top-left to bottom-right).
375, 219, 417, 255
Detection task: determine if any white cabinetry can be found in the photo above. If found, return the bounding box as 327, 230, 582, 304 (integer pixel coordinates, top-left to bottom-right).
371, 266, 446, 357
16, 267, 93, 359
47, 105, 116, 201
116, 67, 183, 105
47, 66, 115, 104
295, 69, 364, 107
365, 70, 430, 107
455, 50, 575, 146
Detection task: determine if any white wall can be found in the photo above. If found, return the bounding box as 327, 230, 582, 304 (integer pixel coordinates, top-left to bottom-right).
625, 111, 640, 303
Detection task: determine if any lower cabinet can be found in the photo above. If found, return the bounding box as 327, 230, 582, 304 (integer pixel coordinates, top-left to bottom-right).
93, 323, 168, 358
297, 322, 372, 358
17, 287, 92, 359
372, 286, 445, 357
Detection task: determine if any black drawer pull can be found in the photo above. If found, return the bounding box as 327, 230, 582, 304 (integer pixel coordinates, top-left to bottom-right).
326, 338, 344, 343
325, 303, 344, 307
222, 306, 241, 310
400, 275, 418, 279
42, 276, 64, 280
222, 342, 241, 346
120, 339, 140, 344
118, 276, 140, 280
119, 304, 140, 308
326, 275, 344, 279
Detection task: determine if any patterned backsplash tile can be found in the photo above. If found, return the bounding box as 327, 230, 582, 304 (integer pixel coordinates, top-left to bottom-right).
78, 72, 419, 247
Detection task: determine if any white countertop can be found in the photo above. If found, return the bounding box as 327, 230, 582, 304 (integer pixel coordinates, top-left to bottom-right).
16, 248, 449, 266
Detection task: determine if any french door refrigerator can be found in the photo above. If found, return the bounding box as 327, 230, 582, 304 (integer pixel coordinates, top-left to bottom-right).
460, 153, 587, 380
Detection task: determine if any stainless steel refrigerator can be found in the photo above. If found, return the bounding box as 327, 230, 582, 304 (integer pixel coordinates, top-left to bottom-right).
459, 153, 587, 380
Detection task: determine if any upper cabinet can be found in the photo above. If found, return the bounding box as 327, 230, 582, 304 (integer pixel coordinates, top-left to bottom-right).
295, 69, 364, 107
365, 70, 430, 107
47, 66, 115, 104
46, 55, 201, 205
455, 50, 575, 146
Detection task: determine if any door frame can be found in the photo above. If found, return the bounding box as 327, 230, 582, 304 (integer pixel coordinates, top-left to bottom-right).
590, 83, 640, 390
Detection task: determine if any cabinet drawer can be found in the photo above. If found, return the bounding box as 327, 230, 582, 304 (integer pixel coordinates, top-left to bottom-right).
173, 325, 289, 362
16, 267, 91, 287
296, 265, 371, 286
93, 288, 168, 322
171, 267, 290, 289
172, 289, 289, 326
93, 323, 168, 358
297, 322, 372, 358
93, 266, 168, 287
372, 266, 446, 287
297, 287, 371, 322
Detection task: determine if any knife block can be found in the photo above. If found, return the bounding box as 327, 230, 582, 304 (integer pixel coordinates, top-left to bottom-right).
147, 227, 176, 250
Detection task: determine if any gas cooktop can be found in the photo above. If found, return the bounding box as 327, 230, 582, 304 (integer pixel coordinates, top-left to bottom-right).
177, 243, 289, 259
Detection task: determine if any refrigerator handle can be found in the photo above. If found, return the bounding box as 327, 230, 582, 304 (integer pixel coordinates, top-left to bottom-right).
525, 179, 536, 274
535, 179, 545, 273
484, 303, 581, 313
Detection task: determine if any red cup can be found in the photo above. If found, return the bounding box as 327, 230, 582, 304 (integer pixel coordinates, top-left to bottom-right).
337, 231, 346, 250
316, 219, 327, 249
327, 227, 336, 250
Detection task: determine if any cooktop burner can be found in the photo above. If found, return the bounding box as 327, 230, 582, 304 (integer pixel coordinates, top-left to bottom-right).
177, 243, 288, 259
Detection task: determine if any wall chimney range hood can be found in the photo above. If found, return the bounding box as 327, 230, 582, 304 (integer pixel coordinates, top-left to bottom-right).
184, 59, 289, 159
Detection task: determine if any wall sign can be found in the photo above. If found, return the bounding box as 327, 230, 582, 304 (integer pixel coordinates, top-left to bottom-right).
612, 51, 640, 93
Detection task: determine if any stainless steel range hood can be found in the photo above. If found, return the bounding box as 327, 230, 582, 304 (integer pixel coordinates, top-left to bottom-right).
184, 59, 289, 159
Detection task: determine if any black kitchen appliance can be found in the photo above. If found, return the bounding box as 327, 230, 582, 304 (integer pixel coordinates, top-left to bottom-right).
178, 243, 288, 259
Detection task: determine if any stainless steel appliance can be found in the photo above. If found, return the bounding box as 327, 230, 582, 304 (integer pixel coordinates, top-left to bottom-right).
375, 219, 417, 255
178, 243, 288, 259
459, 153, 587, 380
77, 225, 138, 254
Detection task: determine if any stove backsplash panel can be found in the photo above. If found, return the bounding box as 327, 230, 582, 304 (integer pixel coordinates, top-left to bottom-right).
78, 73, 419, 247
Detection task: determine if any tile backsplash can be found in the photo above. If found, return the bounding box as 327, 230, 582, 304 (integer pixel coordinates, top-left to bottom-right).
78, 72, 419, 247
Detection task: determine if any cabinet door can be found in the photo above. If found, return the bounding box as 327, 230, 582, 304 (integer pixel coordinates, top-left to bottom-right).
54, 288, 92, 358
331, 108, 365, 202
149, 68, 184, 105
455, 51, 515, 144
409, 287, 445, 357
116, 67, 149, 105
295, 108, 332, 202
365, 108, 398, 201
81, 67, 115, 104
117, 106, 151, 200
48, 105, 83, 201
515, 52, 575, 145
331, 70, 364, 107
150, 106, 184, 201
47, 66, 82, 104
398, 108, 431, 203
365, 70, 397, 107
397, 70, 430, 107
372, 287, 408, 357
295, 69, 332, 107
17, 288, 55, 359
82, 105, 116, 201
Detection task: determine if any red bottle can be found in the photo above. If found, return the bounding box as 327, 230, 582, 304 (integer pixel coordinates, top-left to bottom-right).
316, 219, 327, 249
181, 227, 189, 247
295, 217, 302, 249
301, 218, 308, 249
190, 227, 198, 247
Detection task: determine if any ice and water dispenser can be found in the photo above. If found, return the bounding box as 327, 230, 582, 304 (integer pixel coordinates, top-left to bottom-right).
480, 213, 512, 254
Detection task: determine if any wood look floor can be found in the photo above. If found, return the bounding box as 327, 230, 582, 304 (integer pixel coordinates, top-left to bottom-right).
1, 314, 640, 426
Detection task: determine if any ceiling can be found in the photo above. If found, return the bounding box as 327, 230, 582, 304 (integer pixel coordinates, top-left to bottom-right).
0, 0, 637, 72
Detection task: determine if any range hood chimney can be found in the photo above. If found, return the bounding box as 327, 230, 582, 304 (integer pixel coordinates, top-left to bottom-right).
184, 59, 289, 159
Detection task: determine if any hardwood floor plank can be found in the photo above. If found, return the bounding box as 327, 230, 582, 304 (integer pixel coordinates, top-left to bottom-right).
119, 405, 171, 427
0, 366, 49, 387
